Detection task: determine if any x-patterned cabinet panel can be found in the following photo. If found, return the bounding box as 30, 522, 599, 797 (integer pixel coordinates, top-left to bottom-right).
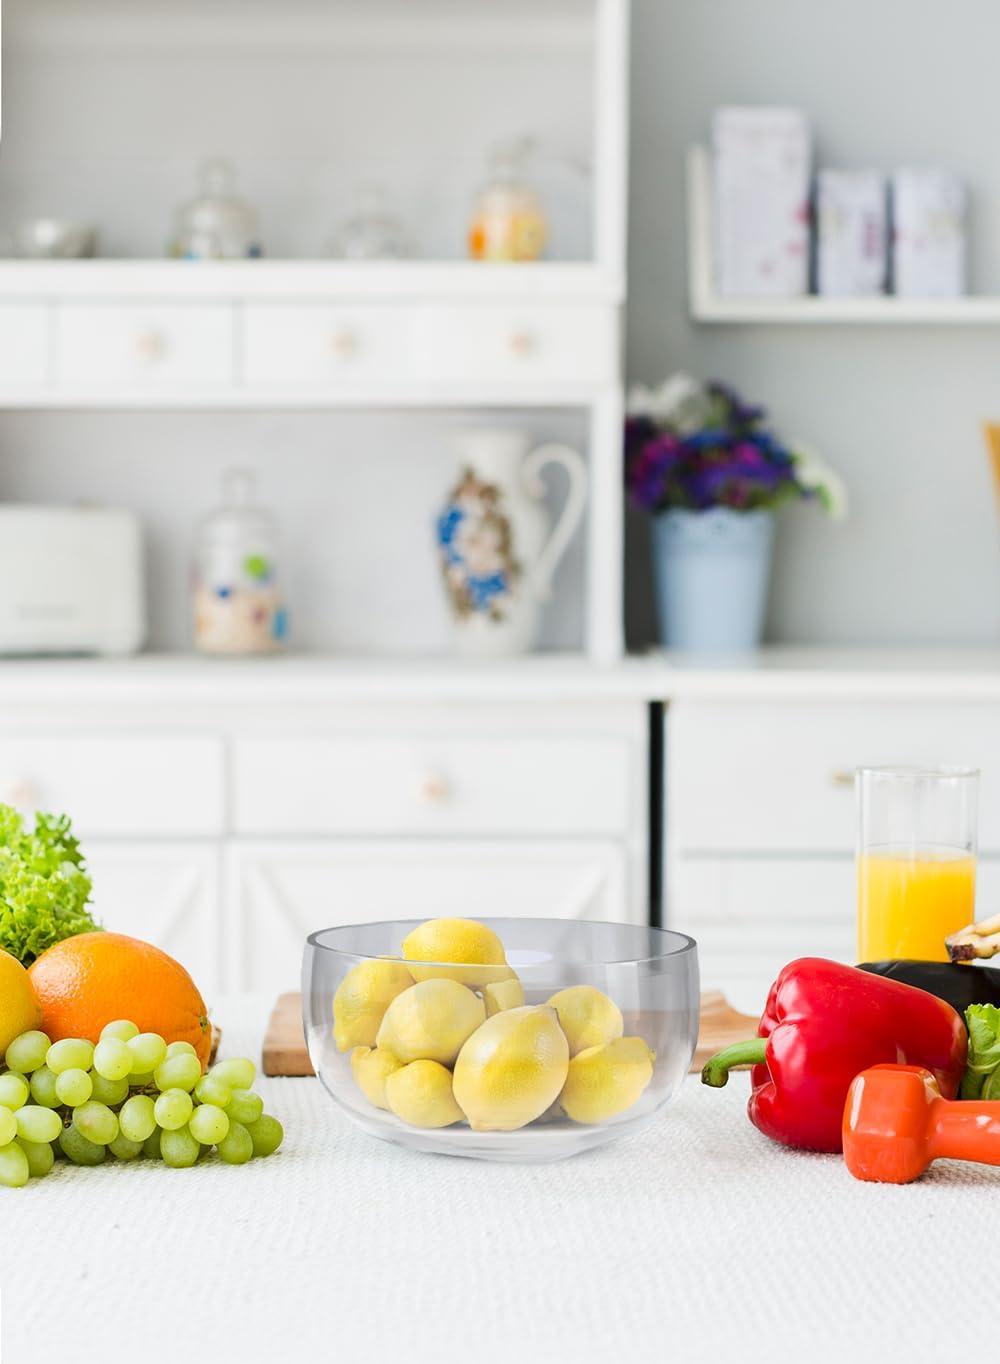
84, 842, 222, 998
227, 840, 631, 995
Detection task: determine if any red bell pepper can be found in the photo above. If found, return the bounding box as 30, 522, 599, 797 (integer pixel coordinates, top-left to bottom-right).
701, 957, 967, 1153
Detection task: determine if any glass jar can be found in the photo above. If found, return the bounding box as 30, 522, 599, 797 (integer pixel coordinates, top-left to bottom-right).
330, 183, 408, 260
170, 159, 263, 261
468, 140, 547, 262
192, 470, 286, 655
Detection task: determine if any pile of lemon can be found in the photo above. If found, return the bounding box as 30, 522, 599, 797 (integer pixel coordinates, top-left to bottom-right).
333, 918, 654, 1132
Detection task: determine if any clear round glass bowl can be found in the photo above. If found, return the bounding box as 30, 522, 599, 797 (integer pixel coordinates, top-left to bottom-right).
303, 918, 699, 1163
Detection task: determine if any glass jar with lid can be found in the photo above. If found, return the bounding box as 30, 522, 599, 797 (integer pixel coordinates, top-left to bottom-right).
170, 159, 263, 260
468, 139, 547, 262
192, 470, 287, 655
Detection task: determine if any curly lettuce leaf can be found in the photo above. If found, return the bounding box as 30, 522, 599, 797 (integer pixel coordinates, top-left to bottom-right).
0, 806, 99, 966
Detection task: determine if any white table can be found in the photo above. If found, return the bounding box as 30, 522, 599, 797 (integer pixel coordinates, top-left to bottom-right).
0, 997, 985, 1364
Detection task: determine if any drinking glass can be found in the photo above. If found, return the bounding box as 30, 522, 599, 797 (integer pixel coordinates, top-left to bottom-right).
856, 765, 979, 962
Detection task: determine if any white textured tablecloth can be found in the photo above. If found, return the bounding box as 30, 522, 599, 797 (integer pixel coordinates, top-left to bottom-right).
0, 997, 985, 1364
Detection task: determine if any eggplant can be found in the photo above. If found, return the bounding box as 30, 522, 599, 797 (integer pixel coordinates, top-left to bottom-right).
859, 959, 1000, 1018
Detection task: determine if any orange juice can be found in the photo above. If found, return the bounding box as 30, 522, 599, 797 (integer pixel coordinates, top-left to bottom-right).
857, 848, 976, 961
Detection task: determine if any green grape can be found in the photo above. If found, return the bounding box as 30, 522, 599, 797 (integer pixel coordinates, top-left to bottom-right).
119, 1095, 157, 1143
211, 1058, 256, 1091
5, 1030, 51, 1074
0, 1141, 30, 1187
141, 1127, 162, 1159
153, 1054, 201, 1094
216, 1120, 254, 1166
0, 1073, 30, 1110
90, 1074, 129, 1107
93, 1038, 133, 1082
14, 1106, 62, 1144
194, 1075, 231, 1108
108, 1133, 143, 1161
101, 1020, 140, 1042
46, 1038, 94, 1075
189, 1104, 229, 1146
245, 1114, 284, 1158
73, 1101, 119, 1146
29, 1066, 60, 1109
0, 1109, 16, 1146
129, 1071, 154, 1089
227, 1089, 264, 1126
16, 1137, 55, 1179
127, 1033, 167, 1074
55, 1068, 93, 1108
59, 1125, 106, 1167
165, 1041, 197, 1059
160, 1125, 200, 1168
154, 1089, 193, 1132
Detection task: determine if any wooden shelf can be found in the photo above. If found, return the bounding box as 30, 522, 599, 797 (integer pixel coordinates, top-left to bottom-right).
686, 146, 999, 326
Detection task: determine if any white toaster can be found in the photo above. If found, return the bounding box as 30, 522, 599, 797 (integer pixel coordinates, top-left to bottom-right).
0, 506, 146, 656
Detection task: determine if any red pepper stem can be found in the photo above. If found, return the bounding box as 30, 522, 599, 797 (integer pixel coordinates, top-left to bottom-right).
701, 1038, 768, 1088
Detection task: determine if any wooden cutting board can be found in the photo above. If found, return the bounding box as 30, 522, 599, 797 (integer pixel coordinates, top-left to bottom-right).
262, 989, 759, 1077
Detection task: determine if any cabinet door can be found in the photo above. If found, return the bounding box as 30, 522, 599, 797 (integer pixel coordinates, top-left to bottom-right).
227, 840, 630, 994
85, 842, 221, 999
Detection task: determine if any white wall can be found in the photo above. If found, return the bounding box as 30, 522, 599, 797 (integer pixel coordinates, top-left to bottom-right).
626, 0, 1000, 649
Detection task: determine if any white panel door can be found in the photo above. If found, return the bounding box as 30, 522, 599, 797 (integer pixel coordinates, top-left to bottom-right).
85, 842, 221, 999
226, 839, 631, 994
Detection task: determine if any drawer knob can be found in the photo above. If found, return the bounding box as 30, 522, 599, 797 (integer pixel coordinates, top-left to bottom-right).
508, 329, 537, 357
830, 769, 856, 789
134, 329, 167, 364
417, 771, 450, 804
328, 329, 359, 360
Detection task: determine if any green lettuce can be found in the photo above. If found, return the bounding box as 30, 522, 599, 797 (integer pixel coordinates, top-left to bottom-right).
0, 806, 99, 966
962, 1004, 1000, 1100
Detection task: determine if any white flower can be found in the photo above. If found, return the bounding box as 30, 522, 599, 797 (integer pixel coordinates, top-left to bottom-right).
627, 372, 708, 432
791, 441, 848, 520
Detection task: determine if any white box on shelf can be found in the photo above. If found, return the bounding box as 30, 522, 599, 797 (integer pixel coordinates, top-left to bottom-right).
711, 106, 811, 298
892, 169, 967, 297
816, 170, 887, 297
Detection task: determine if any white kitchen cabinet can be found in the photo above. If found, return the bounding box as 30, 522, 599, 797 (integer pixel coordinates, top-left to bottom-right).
84, 842, 222, 997
54, 304, 235, 394
226, 839, 631, 995
0, 304, 48, 390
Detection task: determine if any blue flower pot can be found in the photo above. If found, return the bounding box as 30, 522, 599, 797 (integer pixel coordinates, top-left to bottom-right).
653, 508, 775, 652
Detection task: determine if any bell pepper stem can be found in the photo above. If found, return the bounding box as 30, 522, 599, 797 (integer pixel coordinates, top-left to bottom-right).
701, 1038, 768, 1088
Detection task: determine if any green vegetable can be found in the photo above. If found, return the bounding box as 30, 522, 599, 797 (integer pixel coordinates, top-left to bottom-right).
0, 806, 99, 966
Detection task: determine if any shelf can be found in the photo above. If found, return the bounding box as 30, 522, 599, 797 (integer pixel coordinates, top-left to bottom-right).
686, 146, 999, 326
0, 260, 624, 305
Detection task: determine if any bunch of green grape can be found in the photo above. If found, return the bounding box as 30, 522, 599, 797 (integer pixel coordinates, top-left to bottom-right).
0, 1020, 284, 1188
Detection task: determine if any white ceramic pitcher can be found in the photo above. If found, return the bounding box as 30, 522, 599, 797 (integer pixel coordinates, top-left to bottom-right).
436, 427, 588, 656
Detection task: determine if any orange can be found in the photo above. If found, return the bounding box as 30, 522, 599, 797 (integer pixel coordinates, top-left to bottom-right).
0, 948, 42, 1056
28, 932, 211, 1066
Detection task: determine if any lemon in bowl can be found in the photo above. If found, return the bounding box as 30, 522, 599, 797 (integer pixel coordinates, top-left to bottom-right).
303, 916, 699, 1163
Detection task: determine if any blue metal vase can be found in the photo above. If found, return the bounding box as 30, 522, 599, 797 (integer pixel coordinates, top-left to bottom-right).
653, 508, 775, 652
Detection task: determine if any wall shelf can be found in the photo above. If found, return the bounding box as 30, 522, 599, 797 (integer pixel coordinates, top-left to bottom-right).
687, 145, 1000, 326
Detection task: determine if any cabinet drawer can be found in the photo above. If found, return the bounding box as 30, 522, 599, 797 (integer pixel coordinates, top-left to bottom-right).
0, 305, 48, 388
0, 736, 225, 837
242, 304, 413, 387
228, 839, 630, 992
418, 304, 616, 385
668, 700, 1000, 853
54, 304, 233, 390
232, 735, 631, 836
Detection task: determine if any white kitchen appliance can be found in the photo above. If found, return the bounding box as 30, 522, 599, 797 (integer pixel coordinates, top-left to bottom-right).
0, 506, 145, 655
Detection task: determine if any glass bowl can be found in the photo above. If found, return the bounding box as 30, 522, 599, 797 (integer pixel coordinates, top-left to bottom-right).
302, 918, 699, 1163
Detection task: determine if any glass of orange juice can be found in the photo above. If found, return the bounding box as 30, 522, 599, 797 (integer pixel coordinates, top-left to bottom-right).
857, 765, 979, 962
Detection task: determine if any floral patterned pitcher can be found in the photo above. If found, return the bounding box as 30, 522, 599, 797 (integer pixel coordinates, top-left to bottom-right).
436, 428, 588, 656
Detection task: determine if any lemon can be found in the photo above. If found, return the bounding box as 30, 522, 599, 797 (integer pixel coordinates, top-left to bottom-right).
483, 975, 525, 1016
376, 979, 485, 1065
452, 1006, 569, 1132
385, 1059, 464, 1129
333, 959, 413, 1052
350, 1046, 403, 1110
559, 1036, 655, 1125
401, 917, 508, 987
546, 985, 624, 1057
0, 948, 42, 1057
